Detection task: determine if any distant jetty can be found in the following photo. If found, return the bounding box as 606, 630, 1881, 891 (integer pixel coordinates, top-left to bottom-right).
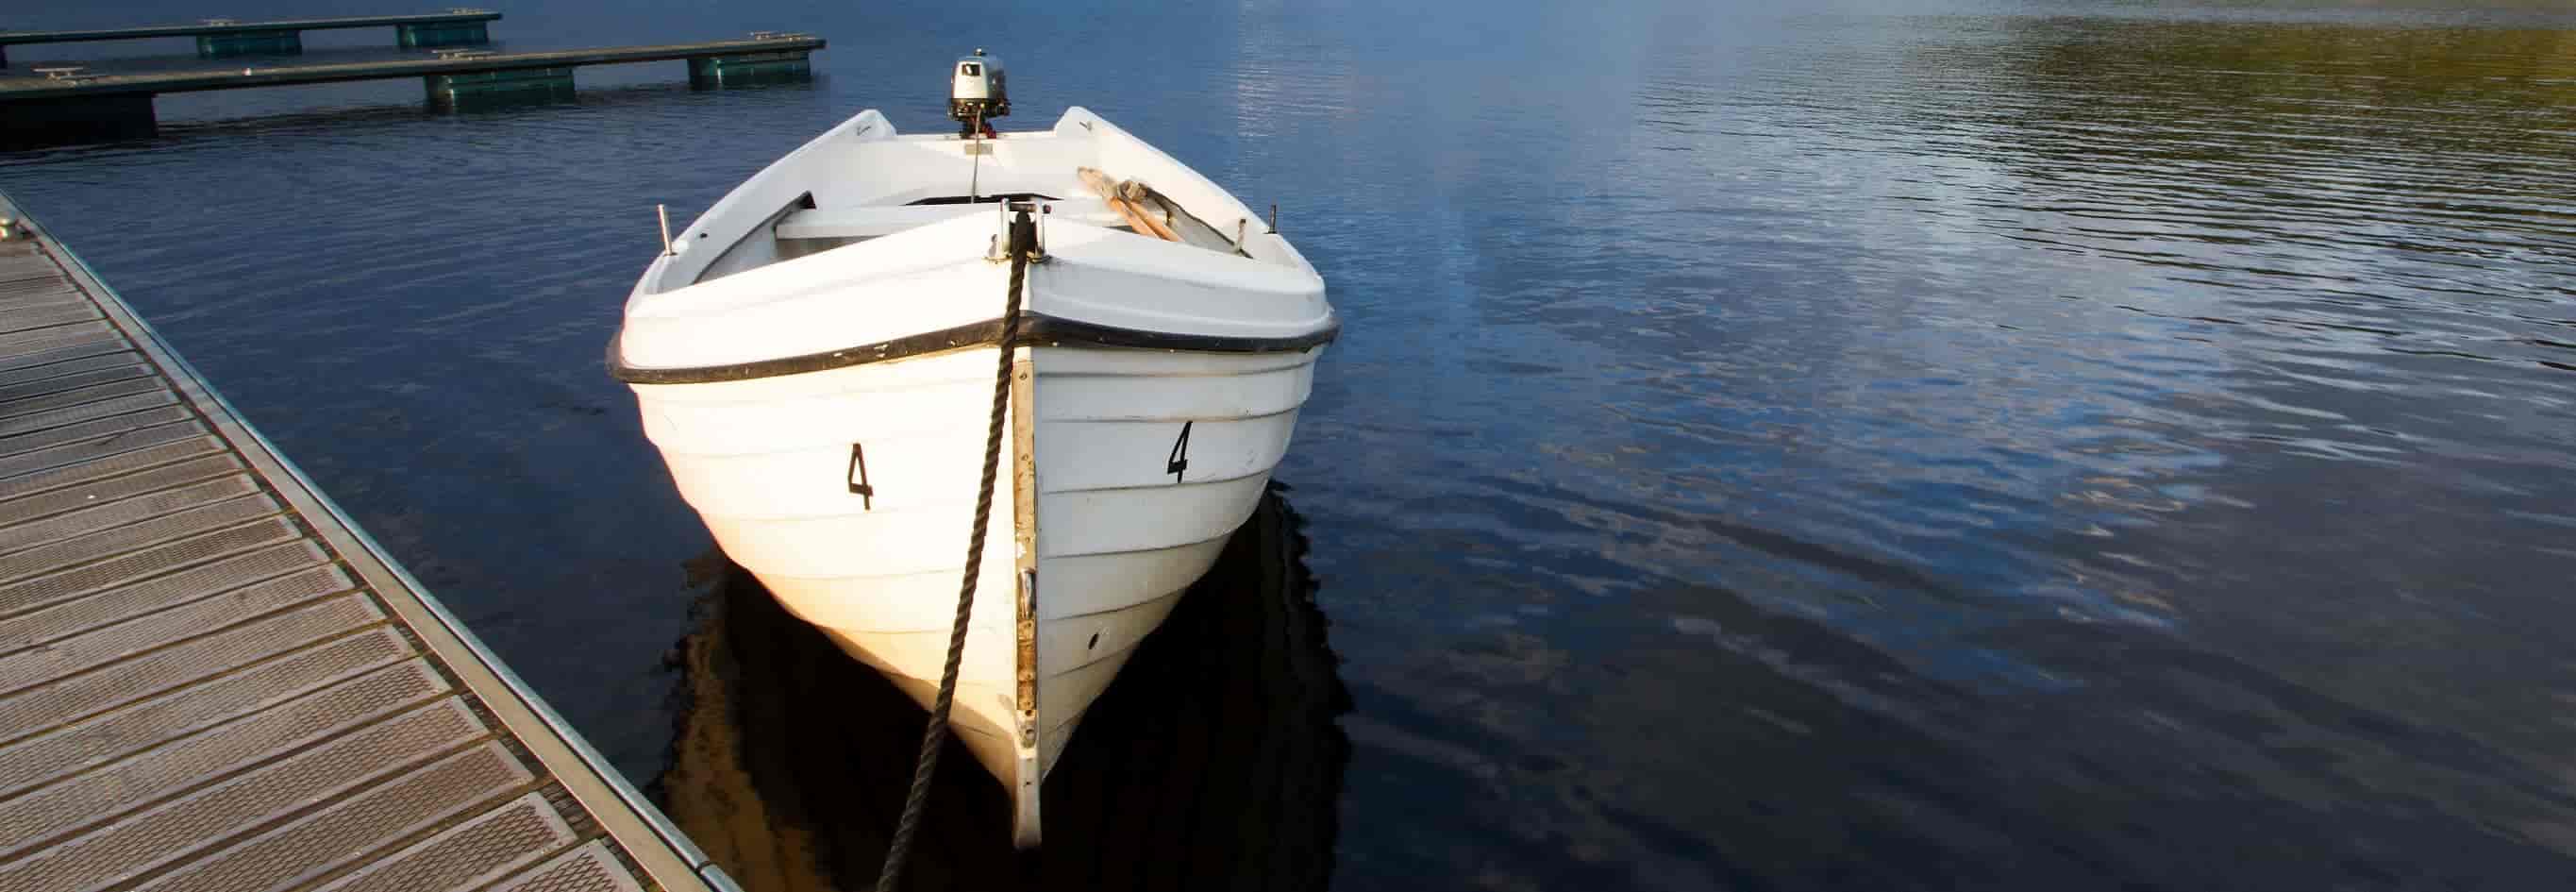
0, 13, 823, 144
0, 9, 504, 66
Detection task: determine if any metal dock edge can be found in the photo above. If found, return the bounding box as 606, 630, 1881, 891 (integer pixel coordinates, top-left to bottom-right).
0, 190, 738, 892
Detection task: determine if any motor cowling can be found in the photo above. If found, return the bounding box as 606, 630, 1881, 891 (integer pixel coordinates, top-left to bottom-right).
950, 49, 1009, 135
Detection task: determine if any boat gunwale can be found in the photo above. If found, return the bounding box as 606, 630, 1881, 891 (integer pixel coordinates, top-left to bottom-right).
607, 312, 1339, 385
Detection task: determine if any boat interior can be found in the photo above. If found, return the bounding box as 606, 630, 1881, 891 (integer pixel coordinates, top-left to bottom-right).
669, 112, 1271, 291
762, 187, 1249, 267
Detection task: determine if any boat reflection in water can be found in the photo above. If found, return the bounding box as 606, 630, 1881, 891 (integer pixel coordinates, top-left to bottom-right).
656, 484, 1350, 891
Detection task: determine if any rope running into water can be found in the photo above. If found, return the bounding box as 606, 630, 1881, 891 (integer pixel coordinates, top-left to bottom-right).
875, 210, 1032, 892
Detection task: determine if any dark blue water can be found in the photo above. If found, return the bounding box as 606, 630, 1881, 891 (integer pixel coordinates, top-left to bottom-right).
8, 1, 2576, 888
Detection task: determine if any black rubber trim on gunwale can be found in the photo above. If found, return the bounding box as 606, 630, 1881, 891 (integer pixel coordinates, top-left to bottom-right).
606, 312, 1340, 385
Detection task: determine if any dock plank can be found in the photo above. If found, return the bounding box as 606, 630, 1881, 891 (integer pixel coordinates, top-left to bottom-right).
0, 698, 486, 892
0, 294, 92, 316
0, 539, 324, 648
0, 339, 131, 377
0, 515, 300, 621
0, 352, 147, 389
0, 390, 184, 437
0, 453, 246, 535
312, 791, 574, 892
0, 629, 410, 797
0, 560, 349, 691
0, 358, 148, 401
0, 192, 712, 891
0, 376, 168, 421
0, 592, 382, 736
489, 841, 645, 892
0, 476, 263, 557
130, 740, 532, 892
0, 407, 191, 461
0, 303, 103, 334
0, 658, 442, 854
0, 492, 283, 584
0, 320, 111, 354
0, 422, 212, 483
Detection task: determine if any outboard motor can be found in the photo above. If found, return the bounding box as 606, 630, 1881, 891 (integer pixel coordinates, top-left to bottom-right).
950, 49, 1009, 137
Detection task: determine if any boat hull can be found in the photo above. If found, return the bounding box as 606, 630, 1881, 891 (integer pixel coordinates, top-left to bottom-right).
615, 108, 1333, 847
630, 340, 1320, 844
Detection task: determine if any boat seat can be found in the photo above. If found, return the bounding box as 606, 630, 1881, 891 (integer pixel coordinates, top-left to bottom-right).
773, 205, 983, 241
774, 198, 1129, 241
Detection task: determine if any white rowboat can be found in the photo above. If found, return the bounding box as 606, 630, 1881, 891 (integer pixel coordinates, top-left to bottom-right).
611, 61, 1334, 848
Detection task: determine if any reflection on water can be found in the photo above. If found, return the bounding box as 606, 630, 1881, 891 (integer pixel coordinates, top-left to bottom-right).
1297, 6, 2576, 889
656, 487, 1348, 892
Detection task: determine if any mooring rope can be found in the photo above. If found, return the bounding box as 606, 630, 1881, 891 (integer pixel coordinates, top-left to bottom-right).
874, 208, 1034, 892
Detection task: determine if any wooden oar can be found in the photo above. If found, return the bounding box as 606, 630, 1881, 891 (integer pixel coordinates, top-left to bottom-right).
1076, 167, 1181, 242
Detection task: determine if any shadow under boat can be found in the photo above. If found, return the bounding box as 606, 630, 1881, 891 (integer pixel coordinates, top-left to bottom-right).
655, 483, 1351, 892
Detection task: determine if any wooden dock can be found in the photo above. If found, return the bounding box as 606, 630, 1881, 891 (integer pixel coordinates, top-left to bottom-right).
0, 35, 824, 144
0, 194, 734, 891
0, 10, 501, 66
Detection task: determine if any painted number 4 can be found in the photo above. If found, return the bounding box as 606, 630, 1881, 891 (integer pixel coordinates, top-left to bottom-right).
1165, 422, 1193, 482
846, 443, 874, 508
